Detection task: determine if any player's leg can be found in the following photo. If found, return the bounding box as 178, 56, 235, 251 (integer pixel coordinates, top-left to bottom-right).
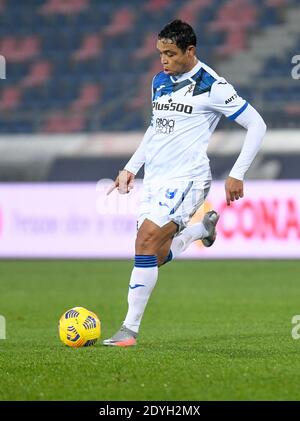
158, 210, 220, 265
103, 181, 212, 346
135, 218, 177, 255
103, 219, 177, 346
121, 219, 177, 333
157, 238, 173, 266
157, 180, 219, 265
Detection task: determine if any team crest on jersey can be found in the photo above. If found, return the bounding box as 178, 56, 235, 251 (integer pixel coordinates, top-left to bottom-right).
184, 83, 195, 96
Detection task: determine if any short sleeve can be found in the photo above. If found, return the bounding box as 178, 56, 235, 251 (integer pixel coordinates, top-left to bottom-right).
208, 78, 249, 120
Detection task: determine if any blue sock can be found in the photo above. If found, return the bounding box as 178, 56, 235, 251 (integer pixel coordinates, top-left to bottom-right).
123, 255, 158, 332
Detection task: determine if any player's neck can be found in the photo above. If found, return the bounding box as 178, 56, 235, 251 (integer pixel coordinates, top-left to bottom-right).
185, 57, 199, 73
172, 58, 200, 82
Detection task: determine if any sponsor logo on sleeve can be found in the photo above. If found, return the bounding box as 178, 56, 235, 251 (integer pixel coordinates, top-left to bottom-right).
225, 93, 238, 104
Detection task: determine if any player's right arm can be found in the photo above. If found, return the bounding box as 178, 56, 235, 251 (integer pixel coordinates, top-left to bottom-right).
107, 125, 154, 195
107, 75, 157, 195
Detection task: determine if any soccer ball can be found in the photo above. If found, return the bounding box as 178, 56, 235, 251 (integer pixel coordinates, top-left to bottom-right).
58, 306, 101, 347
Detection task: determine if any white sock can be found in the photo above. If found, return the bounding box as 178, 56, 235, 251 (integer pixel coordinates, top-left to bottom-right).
171, 222, 208, 258
123, 255, 158, 334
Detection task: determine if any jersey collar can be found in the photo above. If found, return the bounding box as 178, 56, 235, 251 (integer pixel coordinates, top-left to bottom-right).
170, 60, 202, 83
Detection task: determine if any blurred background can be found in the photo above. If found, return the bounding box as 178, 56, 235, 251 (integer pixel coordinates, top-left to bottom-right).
0, 0, 299, 258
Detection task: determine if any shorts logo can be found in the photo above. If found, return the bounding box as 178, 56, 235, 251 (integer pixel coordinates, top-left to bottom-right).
129, 284, 145, 289
159, 201, 170, 208
165, 189, 178, 199
155, 118, 175, 134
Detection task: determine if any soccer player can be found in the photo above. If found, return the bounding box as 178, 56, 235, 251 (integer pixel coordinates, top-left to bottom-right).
103, 20, 266, 346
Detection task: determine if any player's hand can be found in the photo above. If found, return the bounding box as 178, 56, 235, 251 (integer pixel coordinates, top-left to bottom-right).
106, 170, 135, 195
225, 176, 244, 206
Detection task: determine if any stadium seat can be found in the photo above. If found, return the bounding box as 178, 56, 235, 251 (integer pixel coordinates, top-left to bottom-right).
39, 0, 89, 15
21, 61, 52, 88
215, 30, 247, 57
133, 32, 157, 60
0, 86, 22, 112
70, 83, 101, 112
72, 34, 102, 61
42, 113, 85, 133
143, 0, 172, 13
0, 0, 298, 132
0, 0, 5, 12
176, 0, 211, 26
103, 8, 136, 37
0, 35, 41, 62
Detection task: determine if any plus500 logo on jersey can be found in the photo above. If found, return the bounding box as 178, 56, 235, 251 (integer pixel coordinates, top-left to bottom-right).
152, 101, 193, 114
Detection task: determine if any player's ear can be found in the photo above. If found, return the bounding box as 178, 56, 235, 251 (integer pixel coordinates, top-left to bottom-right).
186, 45, 195, 56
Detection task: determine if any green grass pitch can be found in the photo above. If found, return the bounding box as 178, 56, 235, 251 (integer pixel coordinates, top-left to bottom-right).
0, 260, 300, 401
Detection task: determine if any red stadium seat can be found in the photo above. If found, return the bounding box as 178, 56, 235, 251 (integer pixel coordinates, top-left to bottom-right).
133, 32, 157, 60
103, 8, 135, 36
42, 113, 85, 133
128, 59, 161, 109
70, 84, 101, 112
285, 104, 300, 116
0, 86, 22, 111
215, 30, 247, 56
210, 0, 257, 31
176, 0, 211, 26
72, 34, 102, 61
39, 0, 89, 15
0, 0, 6, 12
143, 0, 171, 13
21, 61, 52, 88
209, 0, 257, 57
266, 0, 288, 6
0, 36, 40, 63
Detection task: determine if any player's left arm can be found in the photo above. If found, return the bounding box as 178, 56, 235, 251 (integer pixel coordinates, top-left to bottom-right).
225, 104, 266, 205
209, 80, 267, 205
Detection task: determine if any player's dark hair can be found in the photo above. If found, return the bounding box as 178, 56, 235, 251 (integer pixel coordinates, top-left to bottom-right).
158, 20, 197, 52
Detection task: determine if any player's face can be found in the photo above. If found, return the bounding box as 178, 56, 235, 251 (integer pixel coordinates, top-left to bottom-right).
157, 39, 195, 76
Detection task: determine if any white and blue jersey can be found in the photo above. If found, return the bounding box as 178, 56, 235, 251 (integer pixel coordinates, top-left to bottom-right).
125, 60, 248, 184
125, 60, 266, 230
